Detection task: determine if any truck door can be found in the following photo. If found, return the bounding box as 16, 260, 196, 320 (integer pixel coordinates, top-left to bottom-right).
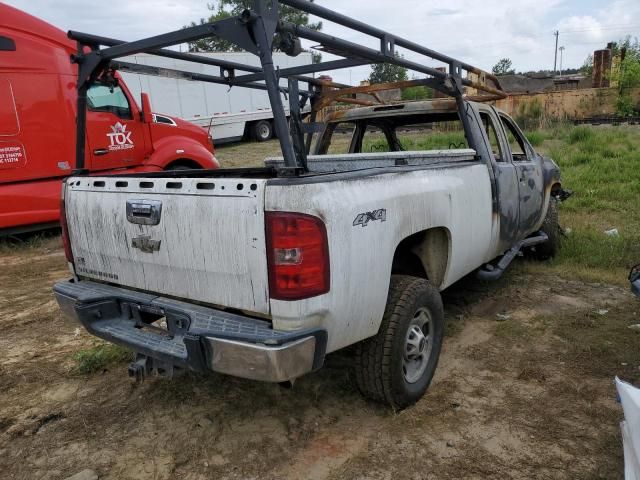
477, 108, 519, 251
497, 114, 544, 238
85, 82, 146, 171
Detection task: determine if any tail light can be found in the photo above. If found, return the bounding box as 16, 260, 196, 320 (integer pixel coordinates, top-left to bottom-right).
60, 182, 74, 264
266, 212, 329, 300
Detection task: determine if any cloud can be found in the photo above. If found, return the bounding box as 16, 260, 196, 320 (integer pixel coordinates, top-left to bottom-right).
554, 0, 640, 72
5, 0, 211, 41
4, 0, 639, 85
313, 0, 564, 80
429, 8, 460, 17
558, 15, 604, 42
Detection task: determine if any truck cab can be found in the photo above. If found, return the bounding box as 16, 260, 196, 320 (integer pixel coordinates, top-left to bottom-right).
0, 4, 219, 234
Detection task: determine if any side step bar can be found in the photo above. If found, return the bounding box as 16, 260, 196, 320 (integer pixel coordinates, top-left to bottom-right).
477, 232, 548, 281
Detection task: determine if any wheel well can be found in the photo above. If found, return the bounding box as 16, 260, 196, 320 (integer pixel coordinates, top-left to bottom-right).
391, 227, 450, 288
164, 158, 202, 170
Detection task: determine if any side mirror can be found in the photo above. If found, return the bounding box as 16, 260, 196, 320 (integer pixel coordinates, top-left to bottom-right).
140, 92, 153, 123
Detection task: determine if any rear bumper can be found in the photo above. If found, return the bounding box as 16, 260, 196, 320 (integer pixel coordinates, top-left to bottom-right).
54, 280, 326, 382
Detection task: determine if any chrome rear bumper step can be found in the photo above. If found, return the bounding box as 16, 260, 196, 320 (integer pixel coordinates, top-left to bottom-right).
53, 280, 327, 382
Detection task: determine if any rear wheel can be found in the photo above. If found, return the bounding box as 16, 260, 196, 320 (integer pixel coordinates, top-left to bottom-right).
533, 196, 560, 259
354, 275, 444, 409
253, 120, 273, 142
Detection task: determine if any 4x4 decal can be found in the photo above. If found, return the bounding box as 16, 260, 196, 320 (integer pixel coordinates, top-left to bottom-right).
353, 209, 386, 227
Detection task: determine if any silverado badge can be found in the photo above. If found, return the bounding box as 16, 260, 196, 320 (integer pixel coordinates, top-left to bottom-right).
131, 235, 161, 253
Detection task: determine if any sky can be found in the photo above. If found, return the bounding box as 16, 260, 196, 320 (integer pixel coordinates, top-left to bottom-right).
5, 0, 639, 85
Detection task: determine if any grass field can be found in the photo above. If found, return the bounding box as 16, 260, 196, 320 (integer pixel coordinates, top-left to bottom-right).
1, 122, 638, 479
528, 124, 640, 285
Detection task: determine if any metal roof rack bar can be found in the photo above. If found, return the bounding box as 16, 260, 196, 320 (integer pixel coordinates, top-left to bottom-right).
67, 0, 506, 176
279, 0, 503, 91
67, 30, 351, 89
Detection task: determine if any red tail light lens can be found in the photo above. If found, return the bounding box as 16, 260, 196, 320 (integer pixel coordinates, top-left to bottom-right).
266, 212, 329, 300
60, 184, 74, 264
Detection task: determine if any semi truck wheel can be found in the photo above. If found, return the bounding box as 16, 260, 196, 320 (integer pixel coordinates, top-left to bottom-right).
253, 120, 273, 142
354, 275, 444, 409
533, 196, 560, 259
165, 160, 202, 171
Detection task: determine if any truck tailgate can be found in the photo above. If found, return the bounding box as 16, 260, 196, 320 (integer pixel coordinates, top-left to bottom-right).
65, 177, 270, 314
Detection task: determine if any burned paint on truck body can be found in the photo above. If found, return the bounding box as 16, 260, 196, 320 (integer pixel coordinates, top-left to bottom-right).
310, 100, 562, 254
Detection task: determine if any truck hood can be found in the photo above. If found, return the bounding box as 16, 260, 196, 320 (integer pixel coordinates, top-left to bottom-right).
153, 113, 209, 136
150, 113, 213, 153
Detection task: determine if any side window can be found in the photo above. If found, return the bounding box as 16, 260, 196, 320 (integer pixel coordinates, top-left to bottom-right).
87, 84, 132, 119
500, 117, 528, 161
479, 112, 504, 162
0, 36, 16, 51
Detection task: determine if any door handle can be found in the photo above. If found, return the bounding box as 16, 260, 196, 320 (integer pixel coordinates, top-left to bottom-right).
126, 200, 162, 226
93, 148, 109, 156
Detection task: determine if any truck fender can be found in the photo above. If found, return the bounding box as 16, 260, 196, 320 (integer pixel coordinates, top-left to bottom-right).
535, 180, 563, 231
146, 136, 219, 170
391, 227, 451, 290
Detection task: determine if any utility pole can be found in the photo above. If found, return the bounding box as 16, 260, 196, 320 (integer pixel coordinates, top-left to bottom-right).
559, 46, 565, 76
553, 30, 559, 74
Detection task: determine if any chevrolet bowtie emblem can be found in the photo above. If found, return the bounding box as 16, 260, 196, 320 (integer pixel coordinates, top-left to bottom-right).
131, 235, 161, 253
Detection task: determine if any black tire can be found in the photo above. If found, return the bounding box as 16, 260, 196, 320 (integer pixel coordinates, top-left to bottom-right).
354, 275, 444, 409
534, 196, 560, 259
253, 120, 273, 142
165, 163, 198, 171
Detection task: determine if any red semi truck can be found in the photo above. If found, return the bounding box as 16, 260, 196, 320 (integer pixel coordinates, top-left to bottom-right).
0, 4, 219, 234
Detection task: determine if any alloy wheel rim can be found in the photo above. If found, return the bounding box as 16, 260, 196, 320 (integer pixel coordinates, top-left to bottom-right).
259, 124, 270, 139
402, 307, 433, 384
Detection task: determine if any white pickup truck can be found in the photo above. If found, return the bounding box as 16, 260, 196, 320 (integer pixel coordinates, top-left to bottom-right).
53, 0, 564, 408
54, 98, 563, 408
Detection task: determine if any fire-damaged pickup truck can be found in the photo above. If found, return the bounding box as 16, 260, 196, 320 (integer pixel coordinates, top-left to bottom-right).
54, 0, 565, 408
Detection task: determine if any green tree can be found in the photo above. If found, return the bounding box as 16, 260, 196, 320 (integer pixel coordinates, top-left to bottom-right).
369, 53, 408, 84
185, 0, 322, 55
580, 54, 593, 76
400, 77, 433, 101
491, 58, 515, 76
611, 37, 640, 116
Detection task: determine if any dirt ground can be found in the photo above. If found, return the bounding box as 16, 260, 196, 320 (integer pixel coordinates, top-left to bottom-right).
1, 234, 638, 480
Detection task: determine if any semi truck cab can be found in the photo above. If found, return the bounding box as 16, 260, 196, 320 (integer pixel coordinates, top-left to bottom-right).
0, 4, 218, 234
83, 76, 216, 173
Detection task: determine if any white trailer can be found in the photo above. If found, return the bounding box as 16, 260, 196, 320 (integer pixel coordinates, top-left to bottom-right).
120, 51, 314, 143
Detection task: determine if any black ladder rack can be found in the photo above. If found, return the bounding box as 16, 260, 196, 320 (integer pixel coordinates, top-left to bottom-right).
68, 0, 506, 176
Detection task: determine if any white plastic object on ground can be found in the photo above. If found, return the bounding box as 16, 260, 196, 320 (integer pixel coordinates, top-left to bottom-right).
615, 377, 640, 479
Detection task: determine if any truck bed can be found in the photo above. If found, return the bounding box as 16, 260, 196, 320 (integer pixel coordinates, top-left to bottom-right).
94, 149, 479, 181
265, 149, 477, 173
